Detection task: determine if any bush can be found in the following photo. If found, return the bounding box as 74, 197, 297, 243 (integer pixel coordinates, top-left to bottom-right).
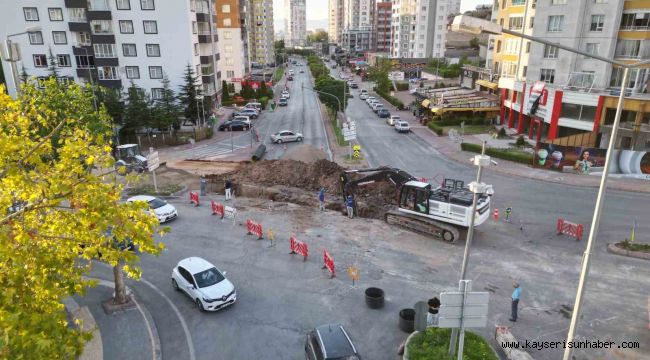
498, 127, 507, 138
407, 328, 497, 360
395, 82, 410, 91
515, 135, 526, 147
374, 88, 405, 110
428, 121, 443, 135
259, 96, 269, 110
461, 142, 533, 165
618, 239, 650, 253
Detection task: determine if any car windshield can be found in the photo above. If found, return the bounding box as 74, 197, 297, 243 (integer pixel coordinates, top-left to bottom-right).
148, 198, 167, 209
194, 267, 225, 288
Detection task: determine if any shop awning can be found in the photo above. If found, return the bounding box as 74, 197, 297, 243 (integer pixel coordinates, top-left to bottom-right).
421, 99, 431, 108
431, 106, 500, 115
476, 80, 498, 90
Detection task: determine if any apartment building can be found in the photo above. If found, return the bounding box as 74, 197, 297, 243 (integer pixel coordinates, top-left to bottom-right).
375, 1, 392, 52
2, 0, 221, 103
286, 0, 307, 47
391, 0, 459, 58
328, 0, 344, 43
248, 0, 275, 66
216, 0, 250, 91
341, 0, 376, 51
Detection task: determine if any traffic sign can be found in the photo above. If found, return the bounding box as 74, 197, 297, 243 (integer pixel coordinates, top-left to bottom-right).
147, 151, 159, 172
438, 290, 489, 329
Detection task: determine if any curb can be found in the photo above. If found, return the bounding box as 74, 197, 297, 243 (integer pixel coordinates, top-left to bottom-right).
63, 297, 103, 360
607, 243, 650, 260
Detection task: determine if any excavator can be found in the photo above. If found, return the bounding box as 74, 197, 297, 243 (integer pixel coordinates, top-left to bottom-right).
340, 167, 492, 242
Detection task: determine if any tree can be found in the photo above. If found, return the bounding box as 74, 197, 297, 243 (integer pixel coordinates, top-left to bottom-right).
0, 79, 164, 359
240, 82, 254, 99
95, 86, 124, 125
470, 37, 480, 49
152, 75, 181, 130
177, 64, 201, 125
123, 80, 151, 132
307, 29, 328, 43
221, 80, 230, 102
47, 48, 60, 79
19, 65, 29, 84
274, 40, 285, 52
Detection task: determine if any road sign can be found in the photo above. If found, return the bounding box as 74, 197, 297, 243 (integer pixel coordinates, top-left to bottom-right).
147, 151, 159, 172
438, 290, 489, 329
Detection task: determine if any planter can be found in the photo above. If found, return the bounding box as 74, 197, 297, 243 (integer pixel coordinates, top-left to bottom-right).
364, 287, 385, 309
398, 308, 415, 333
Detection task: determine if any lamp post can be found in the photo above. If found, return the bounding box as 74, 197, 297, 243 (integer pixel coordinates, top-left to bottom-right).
451, 14, 650, 360
3, 26, 42, 96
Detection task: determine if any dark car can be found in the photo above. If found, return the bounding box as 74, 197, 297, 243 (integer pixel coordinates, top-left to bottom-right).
378, 108, 390, 118
278, 98, 288, 106
218, 120, 250, 131
305, 324, 359, 360
349, 82, 358, 89
288, 75, 294, 81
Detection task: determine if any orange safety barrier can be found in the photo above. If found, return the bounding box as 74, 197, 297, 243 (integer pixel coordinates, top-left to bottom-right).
289, 236, 308, 261
246, 219, 263, 239
557, 218, 584, 241
211, 201, 224, 218
189, 191, 199, 206
323, 249, 335, 278
493, 208, 499, 221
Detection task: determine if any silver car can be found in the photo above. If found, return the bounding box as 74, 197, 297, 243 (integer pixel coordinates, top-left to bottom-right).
271, 130, 303, 144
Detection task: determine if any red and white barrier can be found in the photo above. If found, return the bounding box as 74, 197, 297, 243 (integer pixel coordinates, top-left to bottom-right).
557, 218, 584, 241
211, 201, 224, 218
323, 249, 335, 278
493, 208, 499, 221
289, 236, 308, 261
189, 191, 199, 206
246, 219, 263, 240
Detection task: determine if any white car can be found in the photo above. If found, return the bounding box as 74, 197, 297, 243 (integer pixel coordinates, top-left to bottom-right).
127, 195, 178, 223
171, 257, 236, 312
395, 120, 411, 133
387, 115, 400, 126
281, 90, 290, 99
271, 130, 303, 143
371, 103, 384, 112
365, 96, 376, 105
233, 115, 251, 125
359, 93, 369, 100
360, 89, 368, 95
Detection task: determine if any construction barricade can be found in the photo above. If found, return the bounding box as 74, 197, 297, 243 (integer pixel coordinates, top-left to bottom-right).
211, 201, 225, 218
322, 249, 335, 278
557, 218, 584, 241
493, 208, 499, 221
189, 191, 199, 206
246, 219, 263, 240
289, 236, 308, 261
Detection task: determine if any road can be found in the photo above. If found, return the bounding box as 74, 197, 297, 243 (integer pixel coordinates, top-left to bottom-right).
170, 60, 331, 161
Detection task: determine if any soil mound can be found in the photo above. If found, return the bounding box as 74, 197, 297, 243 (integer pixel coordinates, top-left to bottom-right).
282, 144, 328, 163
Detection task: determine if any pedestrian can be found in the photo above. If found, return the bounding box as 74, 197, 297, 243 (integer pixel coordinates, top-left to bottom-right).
346, 195, 354, 219
225, 179, 232, 201
413, 109, 416, 116
318, 187, 325, 211
510, 282, 521, 322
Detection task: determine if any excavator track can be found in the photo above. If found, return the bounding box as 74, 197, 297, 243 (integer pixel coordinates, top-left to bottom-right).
385, 210, 461, 243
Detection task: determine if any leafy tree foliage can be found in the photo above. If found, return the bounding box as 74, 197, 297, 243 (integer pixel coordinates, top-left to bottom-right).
0, 79, 164, 359
151, 75, 181, 130
47, 48, 59, 79
307, 30, 328, 43
221, 80, 230, 102
123, 81, 152, 132
94, 86, 124, 125
177, 64, 201, 125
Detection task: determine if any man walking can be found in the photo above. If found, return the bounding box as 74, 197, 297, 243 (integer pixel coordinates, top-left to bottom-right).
510, 282, 521, 322
225, 179, 232, 201
346, 195, 354, 219
318, 187, 325, 211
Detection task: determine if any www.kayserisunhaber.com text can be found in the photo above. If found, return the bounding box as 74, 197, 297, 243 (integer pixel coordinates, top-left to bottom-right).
501, 339, 641, 351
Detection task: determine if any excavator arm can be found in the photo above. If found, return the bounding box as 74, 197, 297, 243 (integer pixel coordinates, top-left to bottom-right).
339, 166, 416, 201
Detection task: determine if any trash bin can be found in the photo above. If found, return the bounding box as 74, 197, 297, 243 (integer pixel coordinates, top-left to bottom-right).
365, 287, 385, 309
399, 308, 415, 333
200, 176, 208, 196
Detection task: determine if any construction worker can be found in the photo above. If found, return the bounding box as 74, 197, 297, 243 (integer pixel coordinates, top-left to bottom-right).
346, 195, 354, 219
225, 179, 232, 201
318, 187, 325, 211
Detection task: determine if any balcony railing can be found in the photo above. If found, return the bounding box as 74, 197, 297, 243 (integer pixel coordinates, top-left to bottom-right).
619, 25, 650, 31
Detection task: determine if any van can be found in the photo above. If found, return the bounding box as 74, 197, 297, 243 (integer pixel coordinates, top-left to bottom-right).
245, 102, 262, 112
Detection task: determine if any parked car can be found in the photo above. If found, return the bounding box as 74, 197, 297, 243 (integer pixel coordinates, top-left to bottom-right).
126, 195, 178, 223
244, 102, 262, 112
288, 75, 294, 81
395, 120, 411, 133
218, 120, 250, 131
387, 115, 400, 126
359, 93, 369, 100
278, 97, 288, 106
365, 96, 376, 105
271, 130, 303, 144
300, 69, 305, 73
171, 257, 236, 312
235, 109, 258, 119
281, 90, 290, 99
288, 69, 295, 75
378, 108, 390, 118
371, 103, 384, 112
305, 324, 359, 360
360, 89, 368, 95
233, 115, 251, 125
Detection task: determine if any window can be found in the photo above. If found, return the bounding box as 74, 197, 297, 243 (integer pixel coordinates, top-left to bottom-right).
543, 45, 559, 58
226, 70, 235, 77
33, 54, 47, 67
68, 8, 86, 22
119, 20, 134, 34
23, 7, 39, 21
224, 44, 233, 53
496, 40, 501, 53
125, 66, 140, 79
222, 4, 231, 13
547, 15, 564, 32
143, 20, 158, 34
122, 43, 137, 56
116, 0, 131, 9
620, 13, 650, 30
522, 66, 527, 77
75, 55, 95, 68
49, 8, 63, 21
146, 44, 160, 56
29, 32, 44, 45
53, 31, 67, 45
615, 39, 641, 58
509, 16, 523, 30
594, 0, 607, 2
223, 18, 231, 26
552, 0, 567, 4
151, 88, 164, 100
141, 0, 155, 10
223, 30, 232, 39
526, 41, 531, 53
194, 43, 199, 55
225, 57, 234, 65
590, 15, 604, 31
57, 54, 71, 67
91, 20, 113, 34
511, 0, 525, 5
585, 43, 599, 56
76, 32, 91, 46
529, 17, 534, 28
540, 68, 555, 83
97, 66, 119, 80
149, 66, 163, 79
192, 21, 197, 34
93, 44, 117, 58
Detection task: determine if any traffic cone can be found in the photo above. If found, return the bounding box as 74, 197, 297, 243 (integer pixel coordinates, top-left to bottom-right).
493, 208, 499, 221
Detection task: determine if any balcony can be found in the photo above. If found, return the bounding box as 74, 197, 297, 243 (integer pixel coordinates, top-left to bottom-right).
87, 10, 112, 21
64, 0, 87, 7
72, 46, 94, 55
69, 22, 90, 32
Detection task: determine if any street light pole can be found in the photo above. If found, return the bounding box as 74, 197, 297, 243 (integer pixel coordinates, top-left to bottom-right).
4, 26, 42, 97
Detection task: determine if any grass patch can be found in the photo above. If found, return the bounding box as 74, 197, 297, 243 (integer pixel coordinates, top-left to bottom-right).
406, 328, 497, 360
443, 125, 494, 135
273, 66, 285, 82
428, 121, 443, 135
327, 108, 348, 146
127, 183, 184, 196
617, 240, 650, 253
461, 142, 534, 165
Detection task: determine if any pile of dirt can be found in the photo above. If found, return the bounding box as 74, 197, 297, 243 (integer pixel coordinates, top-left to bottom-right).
281, 144, 328, 163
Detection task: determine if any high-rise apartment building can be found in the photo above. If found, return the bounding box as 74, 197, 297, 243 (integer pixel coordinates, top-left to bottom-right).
216, 0, 250, 91
1, 0, 221, 102
248, 0, 275, 66
375, 1, 392, 52
341, 0, 376, 51
328, 0, 344, 43
286, 0, 307, 47
391, 0, 459, 58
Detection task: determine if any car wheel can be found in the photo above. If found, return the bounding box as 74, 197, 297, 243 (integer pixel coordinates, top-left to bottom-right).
196, 298, 205, 312
277, 139, 283, 144
297, 137, 303, 142
172, 278, 179, 291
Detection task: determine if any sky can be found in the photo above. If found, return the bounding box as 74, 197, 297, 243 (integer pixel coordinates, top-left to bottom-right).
272, 0, 492, 31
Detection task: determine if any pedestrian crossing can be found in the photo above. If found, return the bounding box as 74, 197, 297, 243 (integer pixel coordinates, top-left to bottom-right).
173, 142, 250, 160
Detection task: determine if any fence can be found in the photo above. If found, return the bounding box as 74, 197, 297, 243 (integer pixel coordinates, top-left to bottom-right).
121, 127, 213, 148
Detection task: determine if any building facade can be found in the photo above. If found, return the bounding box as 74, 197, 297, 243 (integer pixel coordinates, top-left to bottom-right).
285, 0, 306, 47
328, 0, 344, 43
375, 1, 392, 52
341, 0, 376, 51
216, 0, 249, 91
2, 0, 221, 102
248, 0, 275, 66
